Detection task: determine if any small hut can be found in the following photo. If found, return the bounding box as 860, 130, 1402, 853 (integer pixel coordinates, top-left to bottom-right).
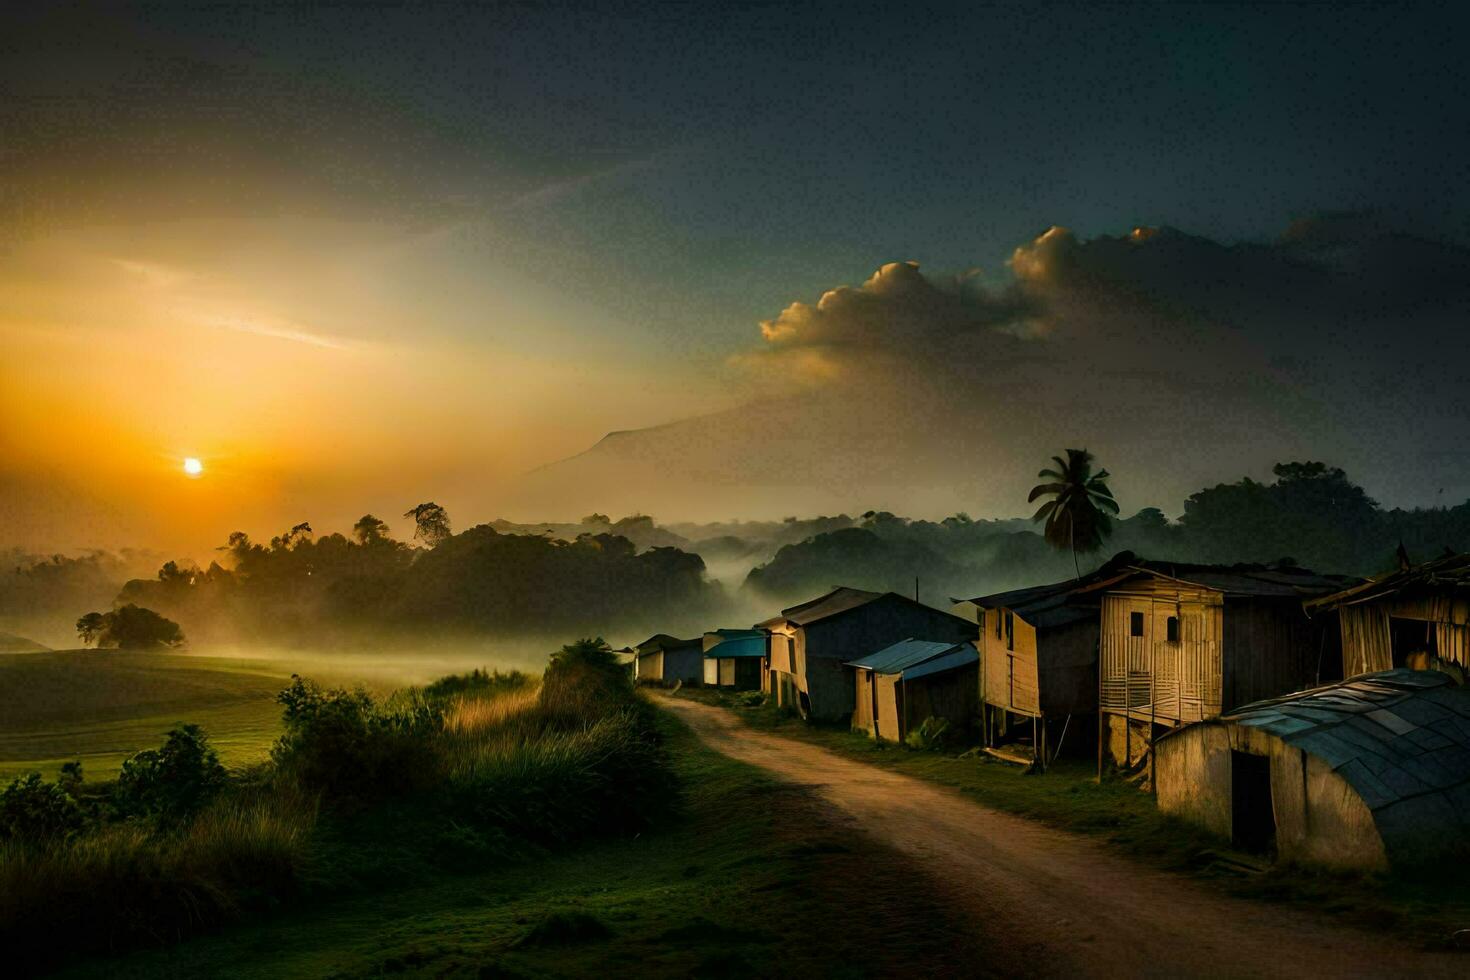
632, 634, 704, 686
1155, 670, 1470, 870
1306, 552, 1470, 678
847, 639, 978, 743
702, 628, 767, 690
758, 587, 977, 721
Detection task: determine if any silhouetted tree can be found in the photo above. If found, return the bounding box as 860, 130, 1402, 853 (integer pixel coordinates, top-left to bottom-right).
75, 611, 105, 646
1028, 448, 1120, 578
352, 514, 391, 545
81, 604, 185, 649
403, 502, 452, 547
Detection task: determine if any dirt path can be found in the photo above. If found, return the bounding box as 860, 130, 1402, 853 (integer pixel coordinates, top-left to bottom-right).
658, 695, 1464, 979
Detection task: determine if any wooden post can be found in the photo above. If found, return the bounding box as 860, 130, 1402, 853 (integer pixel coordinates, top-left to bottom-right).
1149, 630, 1158, 792
1031, 715, 1039, 767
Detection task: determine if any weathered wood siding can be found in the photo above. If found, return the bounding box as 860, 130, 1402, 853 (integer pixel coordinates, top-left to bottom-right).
1222, 597, 1334, 710
978, 610, 1039, 716
1337, 595, 1470, 676
1100, 583, 1222, 724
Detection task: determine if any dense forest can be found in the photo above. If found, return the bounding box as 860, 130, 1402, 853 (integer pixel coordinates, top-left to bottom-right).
744, 463, 1470, 604
2, 462, 1467, 651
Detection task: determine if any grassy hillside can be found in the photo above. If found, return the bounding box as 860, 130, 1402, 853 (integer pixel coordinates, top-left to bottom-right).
62, 711, 980, 979
0, 650, 288, 779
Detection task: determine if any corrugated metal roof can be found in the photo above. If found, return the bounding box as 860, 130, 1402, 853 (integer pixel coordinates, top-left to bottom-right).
1306, 551, 1470, 612
901, 646, 978, 681
707, 627, 764, 640
1176, 670, 1470, 856
845, 638, 963, 674
704, 634, 766, 659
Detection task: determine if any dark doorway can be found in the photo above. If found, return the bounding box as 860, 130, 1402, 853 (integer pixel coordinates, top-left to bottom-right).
1231, 751, 1275, 853
1389, 617, 1437, 668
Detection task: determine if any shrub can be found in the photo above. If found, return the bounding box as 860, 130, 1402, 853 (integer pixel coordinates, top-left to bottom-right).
0, 772, 88, 843
424, 668, 532, 702
115, 724, 228, 826
271, 675, 444, 801
539, 637, 635, 727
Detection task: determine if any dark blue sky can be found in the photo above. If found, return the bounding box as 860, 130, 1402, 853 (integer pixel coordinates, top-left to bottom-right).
8, 1, 1468, 362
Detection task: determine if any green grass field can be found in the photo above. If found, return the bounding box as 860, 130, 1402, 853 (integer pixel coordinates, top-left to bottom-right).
0, 649, 291, 780
60, 711, 980, 979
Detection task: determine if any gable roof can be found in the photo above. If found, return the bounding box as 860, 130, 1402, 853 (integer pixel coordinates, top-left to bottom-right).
779, 586, 884, 626
1070, 558, 1357, 600
634, 633, 701, 654
846, 638, 969, 674
1306, 551, 1470, 613
1167, 670, 1470, 852
958, 553, 1137, 629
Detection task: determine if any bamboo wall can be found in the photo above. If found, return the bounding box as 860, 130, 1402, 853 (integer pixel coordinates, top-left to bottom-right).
1099, 584, 1223, 724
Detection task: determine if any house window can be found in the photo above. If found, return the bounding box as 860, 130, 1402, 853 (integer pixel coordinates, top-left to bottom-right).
1005, 610, 1014, 651
1166, 616, 1180, 643
1129, 611, 1145, 637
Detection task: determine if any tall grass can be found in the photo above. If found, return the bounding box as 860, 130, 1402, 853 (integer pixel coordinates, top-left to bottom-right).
0, 790, 316, 972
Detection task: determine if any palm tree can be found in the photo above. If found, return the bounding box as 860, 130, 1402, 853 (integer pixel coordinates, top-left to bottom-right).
1028, 448, 1120, 578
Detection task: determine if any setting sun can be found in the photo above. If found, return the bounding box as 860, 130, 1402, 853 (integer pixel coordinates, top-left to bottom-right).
182, 457, 203, 477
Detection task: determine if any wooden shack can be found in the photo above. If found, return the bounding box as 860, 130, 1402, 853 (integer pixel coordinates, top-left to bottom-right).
1305, 552, 1470, 678
956, 561, 1127, 764
847, 639, 978, 743
632, 633, 704, 686
1078, 561, 1356, 767
1155, 670, 1470, 870
702, 628, 767, 690
759, 587, 978, 722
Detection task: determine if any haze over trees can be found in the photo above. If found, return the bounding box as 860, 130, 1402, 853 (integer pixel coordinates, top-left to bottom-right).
6, 463, 1470, 651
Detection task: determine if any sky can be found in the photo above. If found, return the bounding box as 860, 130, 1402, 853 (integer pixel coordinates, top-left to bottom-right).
3, 2, 1469, 555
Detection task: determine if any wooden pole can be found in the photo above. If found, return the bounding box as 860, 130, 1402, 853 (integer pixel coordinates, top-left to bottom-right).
1149, 627, 1158, 792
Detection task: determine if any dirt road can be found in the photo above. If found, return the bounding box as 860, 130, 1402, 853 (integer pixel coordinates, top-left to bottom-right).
658, 695, 1465, 979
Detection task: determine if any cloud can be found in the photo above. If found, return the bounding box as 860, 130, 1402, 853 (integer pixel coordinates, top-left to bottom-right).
733, 216, 1470, 511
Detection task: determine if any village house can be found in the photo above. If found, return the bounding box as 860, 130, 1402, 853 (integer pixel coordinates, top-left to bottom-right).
1305, 551, 1470, 679
848, 638, 978, 743
1154, 670, 1470, 870
1075, 561, 1357, 768
759, 587, 978, 721
702, 628, 767, 690
632, 633, 704, 686
955, 559, 1128, 765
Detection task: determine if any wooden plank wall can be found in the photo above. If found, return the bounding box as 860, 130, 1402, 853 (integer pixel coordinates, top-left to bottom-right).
1099, 584, 1222, 723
